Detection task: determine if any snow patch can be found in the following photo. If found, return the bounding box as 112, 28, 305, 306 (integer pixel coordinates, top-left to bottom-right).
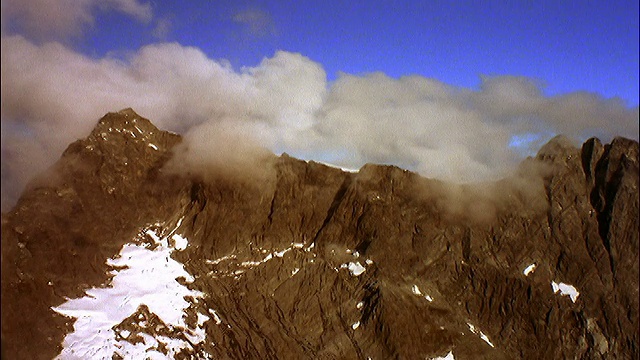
196, 312, 209, 327
467, 323, 495, 348
431, 350, 455, 360
208, 309, 222, 325
242, 252, 275, 267
345, 249, 360, 257
174, 216, 184, 230
52, 229, 205, 359
206, 254, 236, 265
341, 262, 366, 276
479, 332, 495, 348
171, 234, 188, 251
552, 281, 580, 302
145, 229, 161, 242
115, 331, 206, 359
523, 263, 537, 276
356, 301, 364, 309
425, 295, 434, 302
351, 321, 360, 330
148, 143, 159, 150
412, 285, 422, 295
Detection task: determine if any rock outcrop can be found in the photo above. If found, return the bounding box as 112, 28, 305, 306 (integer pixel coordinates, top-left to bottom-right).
2, 109, 638, 359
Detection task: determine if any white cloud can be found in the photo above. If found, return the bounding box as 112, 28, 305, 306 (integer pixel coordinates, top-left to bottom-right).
1, 0, 152, 41
103, 0, 152, 23
1, 35, 638, 210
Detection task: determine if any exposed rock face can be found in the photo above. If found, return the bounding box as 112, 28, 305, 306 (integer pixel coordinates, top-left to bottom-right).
1, 109, 638, 359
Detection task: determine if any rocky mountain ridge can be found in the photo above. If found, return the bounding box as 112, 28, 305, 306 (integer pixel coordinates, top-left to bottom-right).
1, 109, 638, 359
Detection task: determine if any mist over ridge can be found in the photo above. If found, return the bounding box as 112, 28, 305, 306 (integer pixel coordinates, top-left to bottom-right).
2, 2, 639, 359
2, 35, 639, 211
1, 105, 638, 360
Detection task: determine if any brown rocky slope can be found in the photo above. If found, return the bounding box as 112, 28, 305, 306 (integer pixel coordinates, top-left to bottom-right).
1, 109, 638, 359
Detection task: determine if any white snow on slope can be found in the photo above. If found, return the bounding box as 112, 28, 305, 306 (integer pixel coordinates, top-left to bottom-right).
523, 263, 537, 276
341, 261, 366, 276
208, 308, 222, 324
239, 242, 307, 268
431, 351, 455, 360
467, 322, 495, 348
206, 254, 237, 265
552, 281, 580, 302
171, 234, 188, 250
206, 241, 318, 280
412, 284, 434, 301
53, 228, 208, 359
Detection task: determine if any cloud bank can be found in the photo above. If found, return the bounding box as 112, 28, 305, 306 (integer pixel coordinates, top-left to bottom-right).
1, 34, 638, 210
1, 0, 152, 41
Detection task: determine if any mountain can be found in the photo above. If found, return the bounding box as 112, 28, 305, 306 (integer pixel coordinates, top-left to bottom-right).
1, 109, 638, 359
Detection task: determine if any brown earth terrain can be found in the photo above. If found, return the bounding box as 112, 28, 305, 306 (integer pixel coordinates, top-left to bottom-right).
1, 109, 638, 359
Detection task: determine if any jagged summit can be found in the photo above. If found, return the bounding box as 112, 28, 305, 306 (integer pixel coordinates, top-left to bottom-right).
1, 110, 638, 359
89, 108, 178, 148
117, 107, 140, 116
536, 134, 577, 158
535, 135, 593, 170
95, 108, 153, 129
63, 108, 179, 161
50, 110, 182, 200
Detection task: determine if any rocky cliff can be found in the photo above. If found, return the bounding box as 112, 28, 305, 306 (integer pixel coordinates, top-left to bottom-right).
1, 109, 638, 359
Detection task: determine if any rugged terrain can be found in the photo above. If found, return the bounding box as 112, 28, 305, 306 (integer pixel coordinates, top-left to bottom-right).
1, 109, 638, 359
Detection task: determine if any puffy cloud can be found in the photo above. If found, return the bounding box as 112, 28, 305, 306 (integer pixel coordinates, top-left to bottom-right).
1, 35, 638, 210
1, 0, 152, 41
315, 73, 517, 180
470, 75, 638, 143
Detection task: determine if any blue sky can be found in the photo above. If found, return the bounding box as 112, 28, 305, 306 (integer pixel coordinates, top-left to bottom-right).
71, 0, 640, 106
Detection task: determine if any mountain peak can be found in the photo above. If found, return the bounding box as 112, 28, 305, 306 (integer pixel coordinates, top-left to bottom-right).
91, 108, 160, 138
79, 109, 181, 155
54, 109, 182, 198
1, 110, 638, 359
536, 134, 578, 158
117, 107, 139, 116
